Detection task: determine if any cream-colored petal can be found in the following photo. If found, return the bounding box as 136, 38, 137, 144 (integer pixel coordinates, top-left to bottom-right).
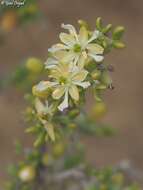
54, 50, 69, 60
72, 54, 80, 68
52, 86, 65, 99
87, 30, 100, 43
88, 53, 104, 62
58, 90, 69, 111
69, 85, 79, 101
61, 51, 76, 63
45, 57, 58, 69
35, 81, 56, 91
77, 54, 86, 69
79, 26, 88, 47
59, 33, 76, 47
87, 43, 104, 54
72, 70, 88, 82
74, 81, 90, 89
48, 43, 68, 53
61, 24, 78, 42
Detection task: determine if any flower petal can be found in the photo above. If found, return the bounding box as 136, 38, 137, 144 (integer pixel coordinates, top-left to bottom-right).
45, 57, 58, 69
87, 43, 104, 54
48, 43, 68, 53
58, 90, 69, 111
88, 53, 104, 62
74, 81, 90, 88
52, 86, 65, 99
72, 70, 88, 82
61, 51, 76, 63
35, 81, 56, 91
61, 24, 78, 42
59, 33, 76, 47
69, 85, 79, 101
87, 30, 100, 43
54, 50, 69, 60
79, 26, 88, 47
77, 54, 86, 69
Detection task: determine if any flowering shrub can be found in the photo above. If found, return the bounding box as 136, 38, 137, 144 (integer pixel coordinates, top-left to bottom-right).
3, 19, 140, 190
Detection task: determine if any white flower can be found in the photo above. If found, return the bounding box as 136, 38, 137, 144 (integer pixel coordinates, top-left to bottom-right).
35, 98, 55, 141
34, 63, 90, 111
48, 24, 104, 67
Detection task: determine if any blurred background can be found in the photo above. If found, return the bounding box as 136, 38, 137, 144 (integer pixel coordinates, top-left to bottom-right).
0, 0, 143, 186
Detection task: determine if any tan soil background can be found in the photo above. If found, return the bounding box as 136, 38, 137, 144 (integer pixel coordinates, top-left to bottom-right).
0, 0, 143, 187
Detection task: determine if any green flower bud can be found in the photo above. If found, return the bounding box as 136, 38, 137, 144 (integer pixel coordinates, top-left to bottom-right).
113, 26, 125, 40
101, 71, 112, 85
96, 84, 107, 90
78, 20, 89, 29
91, 70, 101, 80
113, 41, 125, 49
102, 24, 112, 34
26, 58, 43, 74
96, 17, 102, 30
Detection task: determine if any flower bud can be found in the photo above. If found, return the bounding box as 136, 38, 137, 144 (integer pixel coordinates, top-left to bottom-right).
78, 20, 89, 29
96, 17, 102, 30
26, 58, 43, 74
102, 24, 112, 34
91, 70, 101, 80
96, 84, 107, 90
113, 41, 125, 49
113, 26, 125, 40
19, 166, 36, 182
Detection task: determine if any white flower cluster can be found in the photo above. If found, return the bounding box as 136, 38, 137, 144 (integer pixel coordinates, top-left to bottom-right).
33, 24, 104, 111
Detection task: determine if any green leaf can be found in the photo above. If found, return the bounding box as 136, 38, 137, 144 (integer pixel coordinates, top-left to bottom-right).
34, 132, 46, 147
45, 123, 55, 142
